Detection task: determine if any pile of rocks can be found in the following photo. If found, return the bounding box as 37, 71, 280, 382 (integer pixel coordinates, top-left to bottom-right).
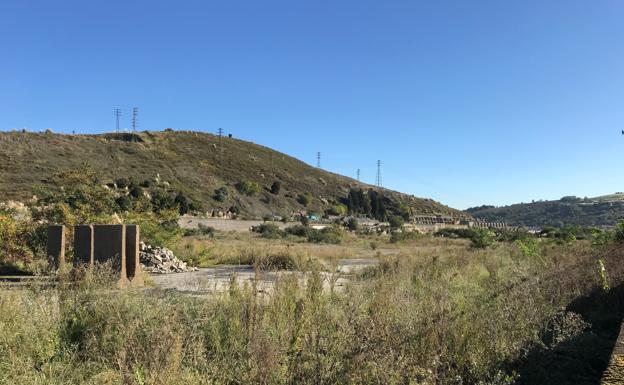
140, 242, 198, 274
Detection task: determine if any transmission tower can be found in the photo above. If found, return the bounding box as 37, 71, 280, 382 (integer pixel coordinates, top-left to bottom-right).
357, 168, 360, 182
217, 127, 224, 147
317, 152, 321, 168
375, 160, 382, 187
131, 107, 139, 132
113, 108, 122, 132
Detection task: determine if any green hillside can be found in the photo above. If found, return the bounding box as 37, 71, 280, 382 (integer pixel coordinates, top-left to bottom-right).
466, 195, 624, 228
0, 130, 466, 220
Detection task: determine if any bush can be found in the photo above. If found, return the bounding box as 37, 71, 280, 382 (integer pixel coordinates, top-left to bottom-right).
115, 195, 132, 211
346, 218, 359, 231
213, 186, 229, 202
270, 181, 281, 195
389, 231, 419, 243
129, 185, 143, 199
253, 223, 283, 239
139, 179, 152, 188
307, 226, 343, 244
434, 228, 478, 239
115, 177, 130, 189
297, 193, 311, 206
174, 193, 190, 215
254, 253, 297, 271
285, 224, 310, 237
326, 204, 348, 216
184, 223, 215, 237
236, 181, 261, 196
615, 222, 624, 243
471, 229, 496, 249
388, 216, 404, 229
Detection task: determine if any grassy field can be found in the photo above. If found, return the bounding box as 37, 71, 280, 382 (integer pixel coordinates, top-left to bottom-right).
2, 233, 622, 385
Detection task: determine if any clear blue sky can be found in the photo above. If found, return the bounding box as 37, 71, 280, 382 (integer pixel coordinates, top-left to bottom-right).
1, 0, 623, 209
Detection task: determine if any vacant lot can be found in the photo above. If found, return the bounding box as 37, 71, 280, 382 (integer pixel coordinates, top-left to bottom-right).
2, 234, 622, 385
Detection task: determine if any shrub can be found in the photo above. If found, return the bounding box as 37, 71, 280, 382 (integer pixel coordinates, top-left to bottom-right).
174, 193, 190, 215
184, 223, 215, 237
346, 217, 359, 231
471, 229, 496, 249
434, 228, 478, 239
115, 195, 132, 211
615, 222, 624, 243
139, 179, 152, 188
307, 226, 342, 244
300, 216, 310, 227
254, 252, 297, 271
115, 177, 130, 189
129, 185, 143, 199
326, 204, 348, 216
297, 193, 311, 206
270, 181, 281, 195
236, 181, 260, 196
388, 215, 404, 229
253, 223, 283, 239
213, 187, 229, 202
389, 231, 419, 243
285, 224, 310, 237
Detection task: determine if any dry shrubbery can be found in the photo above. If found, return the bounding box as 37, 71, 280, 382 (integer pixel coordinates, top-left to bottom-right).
1, 240, 623, 384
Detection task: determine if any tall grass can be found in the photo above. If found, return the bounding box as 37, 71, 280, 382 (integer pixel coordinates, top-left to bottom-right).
1, 241, 622, 384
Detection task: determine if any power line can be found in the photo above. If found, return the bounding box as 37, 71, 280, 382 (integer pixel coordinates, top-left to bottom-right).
317, 152, 321, 168
113, 108, 122, 132
131, 107, 139, 132
375, 160, 382, 187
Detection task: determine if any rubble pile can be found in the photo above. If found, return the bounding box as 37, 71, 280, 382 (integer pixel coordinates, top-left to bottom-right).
140, 242, 198, 274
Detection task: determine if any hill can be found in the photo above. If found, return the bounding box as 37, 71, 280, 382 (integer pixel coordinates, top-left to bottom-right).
466, 194, 624, 228
0, 130, 466, 220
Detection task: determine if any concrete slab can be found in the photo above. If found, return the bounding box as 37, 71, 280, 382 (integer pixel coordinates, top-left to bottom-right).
74, 225, 94, 266
93, 224, 129, 287
125, 224, 143, 286
47, 225, 65, 269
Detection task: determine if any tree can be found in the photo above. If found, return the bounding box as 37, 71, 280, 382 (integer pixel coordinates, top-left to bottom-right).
270, 181, 281, 195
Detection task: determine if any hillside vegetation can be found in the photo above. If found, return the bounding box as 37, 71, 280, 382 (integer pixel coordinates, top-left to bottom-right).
467, 194, 624, 228
0, 130, 465, 220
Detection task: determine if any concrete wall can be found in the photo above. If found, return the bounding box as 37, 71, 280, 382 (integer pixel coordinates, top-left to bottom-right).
125, 224, 143, 285
74, 225, 94, 266
46, 225, 65, 268
93, 225, 129, 287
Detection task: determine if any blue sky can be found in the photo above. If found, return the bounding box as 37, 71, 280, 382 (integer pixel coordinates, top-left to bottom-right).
1, 0, 623, 209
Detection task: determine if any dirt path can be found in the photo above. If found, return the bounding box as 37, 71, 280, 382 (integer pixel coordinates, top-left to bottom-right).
149, 258, 378, 294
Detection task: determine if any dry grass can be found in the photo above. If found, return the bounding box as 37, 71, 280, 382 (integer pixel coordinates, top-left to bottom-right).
1, 238, 622, 384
